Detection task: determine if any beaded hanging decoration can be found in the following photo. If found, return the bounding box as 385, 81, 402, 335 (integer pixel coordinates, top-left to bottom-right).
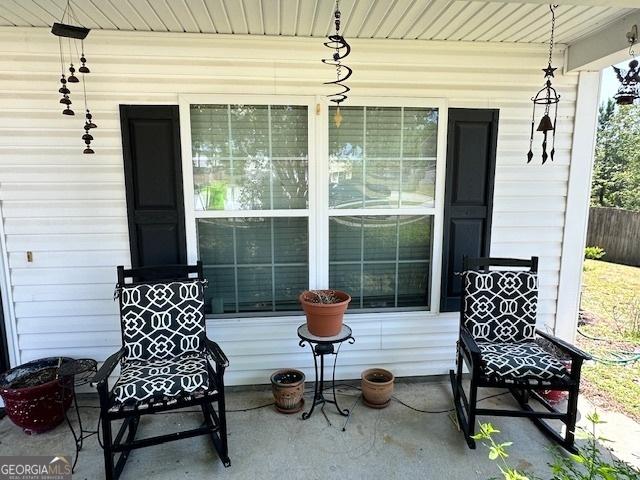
52, 1, 96, 154
527, 5, 560, 165
322, 0, 352, 128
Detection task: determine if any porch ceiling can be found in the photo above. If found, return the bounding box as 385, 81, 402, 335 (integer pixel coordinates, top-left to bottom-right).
1, 0, 637, 46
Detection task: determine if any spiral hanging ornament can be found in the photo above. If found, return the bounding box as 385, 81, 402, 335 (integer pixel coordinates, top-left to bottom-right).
322, 0, 352, 128
52, 0, 96, 154
527, 5, 560, 165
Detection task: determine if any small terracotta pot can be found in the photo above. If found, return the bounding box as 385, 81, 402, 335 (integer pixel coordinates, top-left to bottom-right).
299, 290, 351, 337
361, 368, 394, 408
271, 369, 305, 414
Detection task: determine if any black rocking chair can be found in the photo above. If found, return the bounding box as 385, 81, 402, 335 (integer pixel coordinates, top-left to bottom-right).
91, 262, 230, 480
450, 256, 590, 453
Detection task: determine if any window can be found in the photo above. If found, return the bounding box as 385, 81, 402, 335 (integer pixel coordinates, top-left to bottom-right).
189, 104, 310, 314
183, 97, 442, 317
328, 106, 438, 310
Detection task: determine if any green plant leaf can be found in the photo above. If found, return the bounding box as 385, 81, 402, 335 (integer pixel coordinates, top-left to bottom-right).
489, 447, 500, 460
569, 453, 585, 464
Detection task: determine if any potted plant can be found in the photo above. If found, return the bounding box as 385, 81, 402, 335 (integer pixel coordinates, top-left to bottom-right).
361, 368, 394, 408
270, 369, 305, 414
299, 289, 351, 337
0, 357, 75, 434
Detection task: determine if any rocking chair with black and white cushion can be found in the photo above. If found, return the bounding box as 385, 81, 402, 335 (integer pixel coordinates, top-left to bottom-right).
450, 256, 590, 453
91, 262, 230, 480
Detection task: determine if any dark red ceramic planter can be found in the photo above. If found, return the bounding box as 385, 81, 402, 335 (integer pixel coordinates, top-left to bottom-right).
0, 357, 75, 434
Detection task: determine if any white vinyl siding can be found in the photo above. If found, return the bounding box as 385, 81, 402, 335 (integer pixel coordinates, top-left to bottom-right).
0, 28, 577, 384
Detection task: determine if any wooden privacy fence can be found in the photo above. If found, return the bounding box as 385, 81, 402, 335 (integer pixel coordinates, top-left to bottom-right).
586, 207, 640, 266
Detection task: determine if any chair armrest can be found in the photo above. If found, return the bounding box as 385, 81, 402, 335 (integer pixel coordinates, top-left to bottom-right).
460, 327, 481, 359
90, 348, 124, 387
205, 339, 229, 368
536, 329, 591, 361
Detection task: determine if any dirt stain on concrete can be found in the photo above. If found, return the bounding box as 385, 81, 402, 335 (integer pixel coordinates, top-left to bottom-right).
383, 433, 418, 457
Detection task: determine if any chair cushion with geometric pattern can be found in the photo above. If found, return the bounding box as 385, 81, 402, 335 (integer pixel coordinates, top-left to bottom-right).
112, 353, 211, 404
120, 280, 206, 362
463, 270, 538, 343
478, 341, 568, 381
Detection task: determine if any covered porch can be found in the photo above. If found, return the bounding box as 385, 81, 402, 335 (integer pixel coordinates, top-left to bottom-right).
1, 0, 639, 478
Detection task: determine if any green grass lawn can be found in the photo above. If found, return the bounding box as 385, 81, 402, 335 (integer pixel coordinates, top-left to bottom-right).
578, 259, 640, 421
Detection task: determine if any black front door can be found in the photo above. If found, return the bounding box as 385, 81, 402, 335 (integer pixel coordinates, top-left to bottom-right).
120, 105, 187, 270
440, 108, 499, 312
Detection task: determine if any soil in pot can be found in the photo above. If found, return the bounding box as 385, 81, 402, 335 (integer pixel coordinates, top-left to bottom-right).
270, 369, 305, 414
361, 368, 394, 409
299, 290, 351, 337
0, 357, 75, 434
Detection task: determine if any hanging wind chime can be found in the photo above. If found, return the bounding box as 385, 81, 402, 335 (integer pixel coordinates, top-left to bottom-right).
527, 5, 560, 165
322, 0, 352, 128
612, 25, 639, 106
52, 0, 97, 154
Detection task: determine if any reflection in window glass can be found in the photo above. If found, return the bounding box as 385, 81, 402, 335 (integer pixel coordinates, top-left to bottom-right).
329, 106, 437, 209
191, 104, 308, 211
329, 216, 432, 309
198, 217, 308, 314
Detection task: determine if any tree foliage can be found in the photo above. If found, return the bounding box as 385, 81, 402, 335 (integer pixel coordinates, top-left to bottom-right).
592, 99, 640, 211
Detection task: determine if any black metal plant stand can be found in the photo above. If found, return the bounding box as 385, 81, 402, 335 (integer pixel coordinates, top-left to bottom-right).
58, 358, 98, 473
297, 324, 354, 425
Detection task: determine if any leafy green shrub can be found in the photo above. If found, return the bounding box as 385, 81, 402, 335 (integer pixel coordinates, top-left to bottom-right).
472, 412, 640, 480
585, 246, 607, 260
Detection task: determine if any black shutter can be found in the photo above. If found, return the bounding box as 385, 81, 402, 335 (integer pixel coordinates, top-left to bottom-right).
120, 105, 187, 269
440, 108, 498, 312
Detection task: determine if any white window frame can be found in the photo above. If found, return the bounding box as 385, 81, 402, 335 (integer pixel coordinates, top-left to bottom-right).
179, 94, 448, 317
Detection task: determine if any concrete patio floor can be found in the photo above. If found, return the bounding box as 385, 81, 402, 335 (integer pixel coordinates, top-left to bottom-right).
0, 377, 611, 479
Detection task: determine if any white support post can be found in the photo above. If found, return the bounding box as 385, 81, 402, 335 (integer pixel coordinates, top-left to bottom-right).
555, 71, 601, 341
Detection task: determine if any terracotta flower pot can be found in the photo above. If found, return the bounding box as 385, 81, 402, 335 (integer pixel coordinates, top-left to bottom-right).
0, 357, 75, 434
271, 369, 305, 414
538, 388, 568, 404
361, 368, 394, 408
299, 290, 351, 337
538, 359, 572, 405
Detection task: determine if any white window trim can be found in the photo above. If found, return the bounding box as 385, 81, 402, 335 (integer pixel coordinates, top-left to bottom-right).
179, 94, 448, 319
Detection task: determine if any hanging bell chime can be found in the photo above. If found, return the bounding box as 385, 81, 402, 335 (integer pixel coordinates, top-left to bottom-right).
528, 75, 560, 164
612, 25, 639, 106
613, 59, 640, 105
527, 5, 560, 165
52, 1, 96, 153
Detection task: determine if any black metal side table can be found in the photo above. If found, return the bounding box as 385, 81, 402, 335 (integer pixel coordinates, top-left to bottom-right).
58, 358, 98, 473
297, 324, 354, 425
